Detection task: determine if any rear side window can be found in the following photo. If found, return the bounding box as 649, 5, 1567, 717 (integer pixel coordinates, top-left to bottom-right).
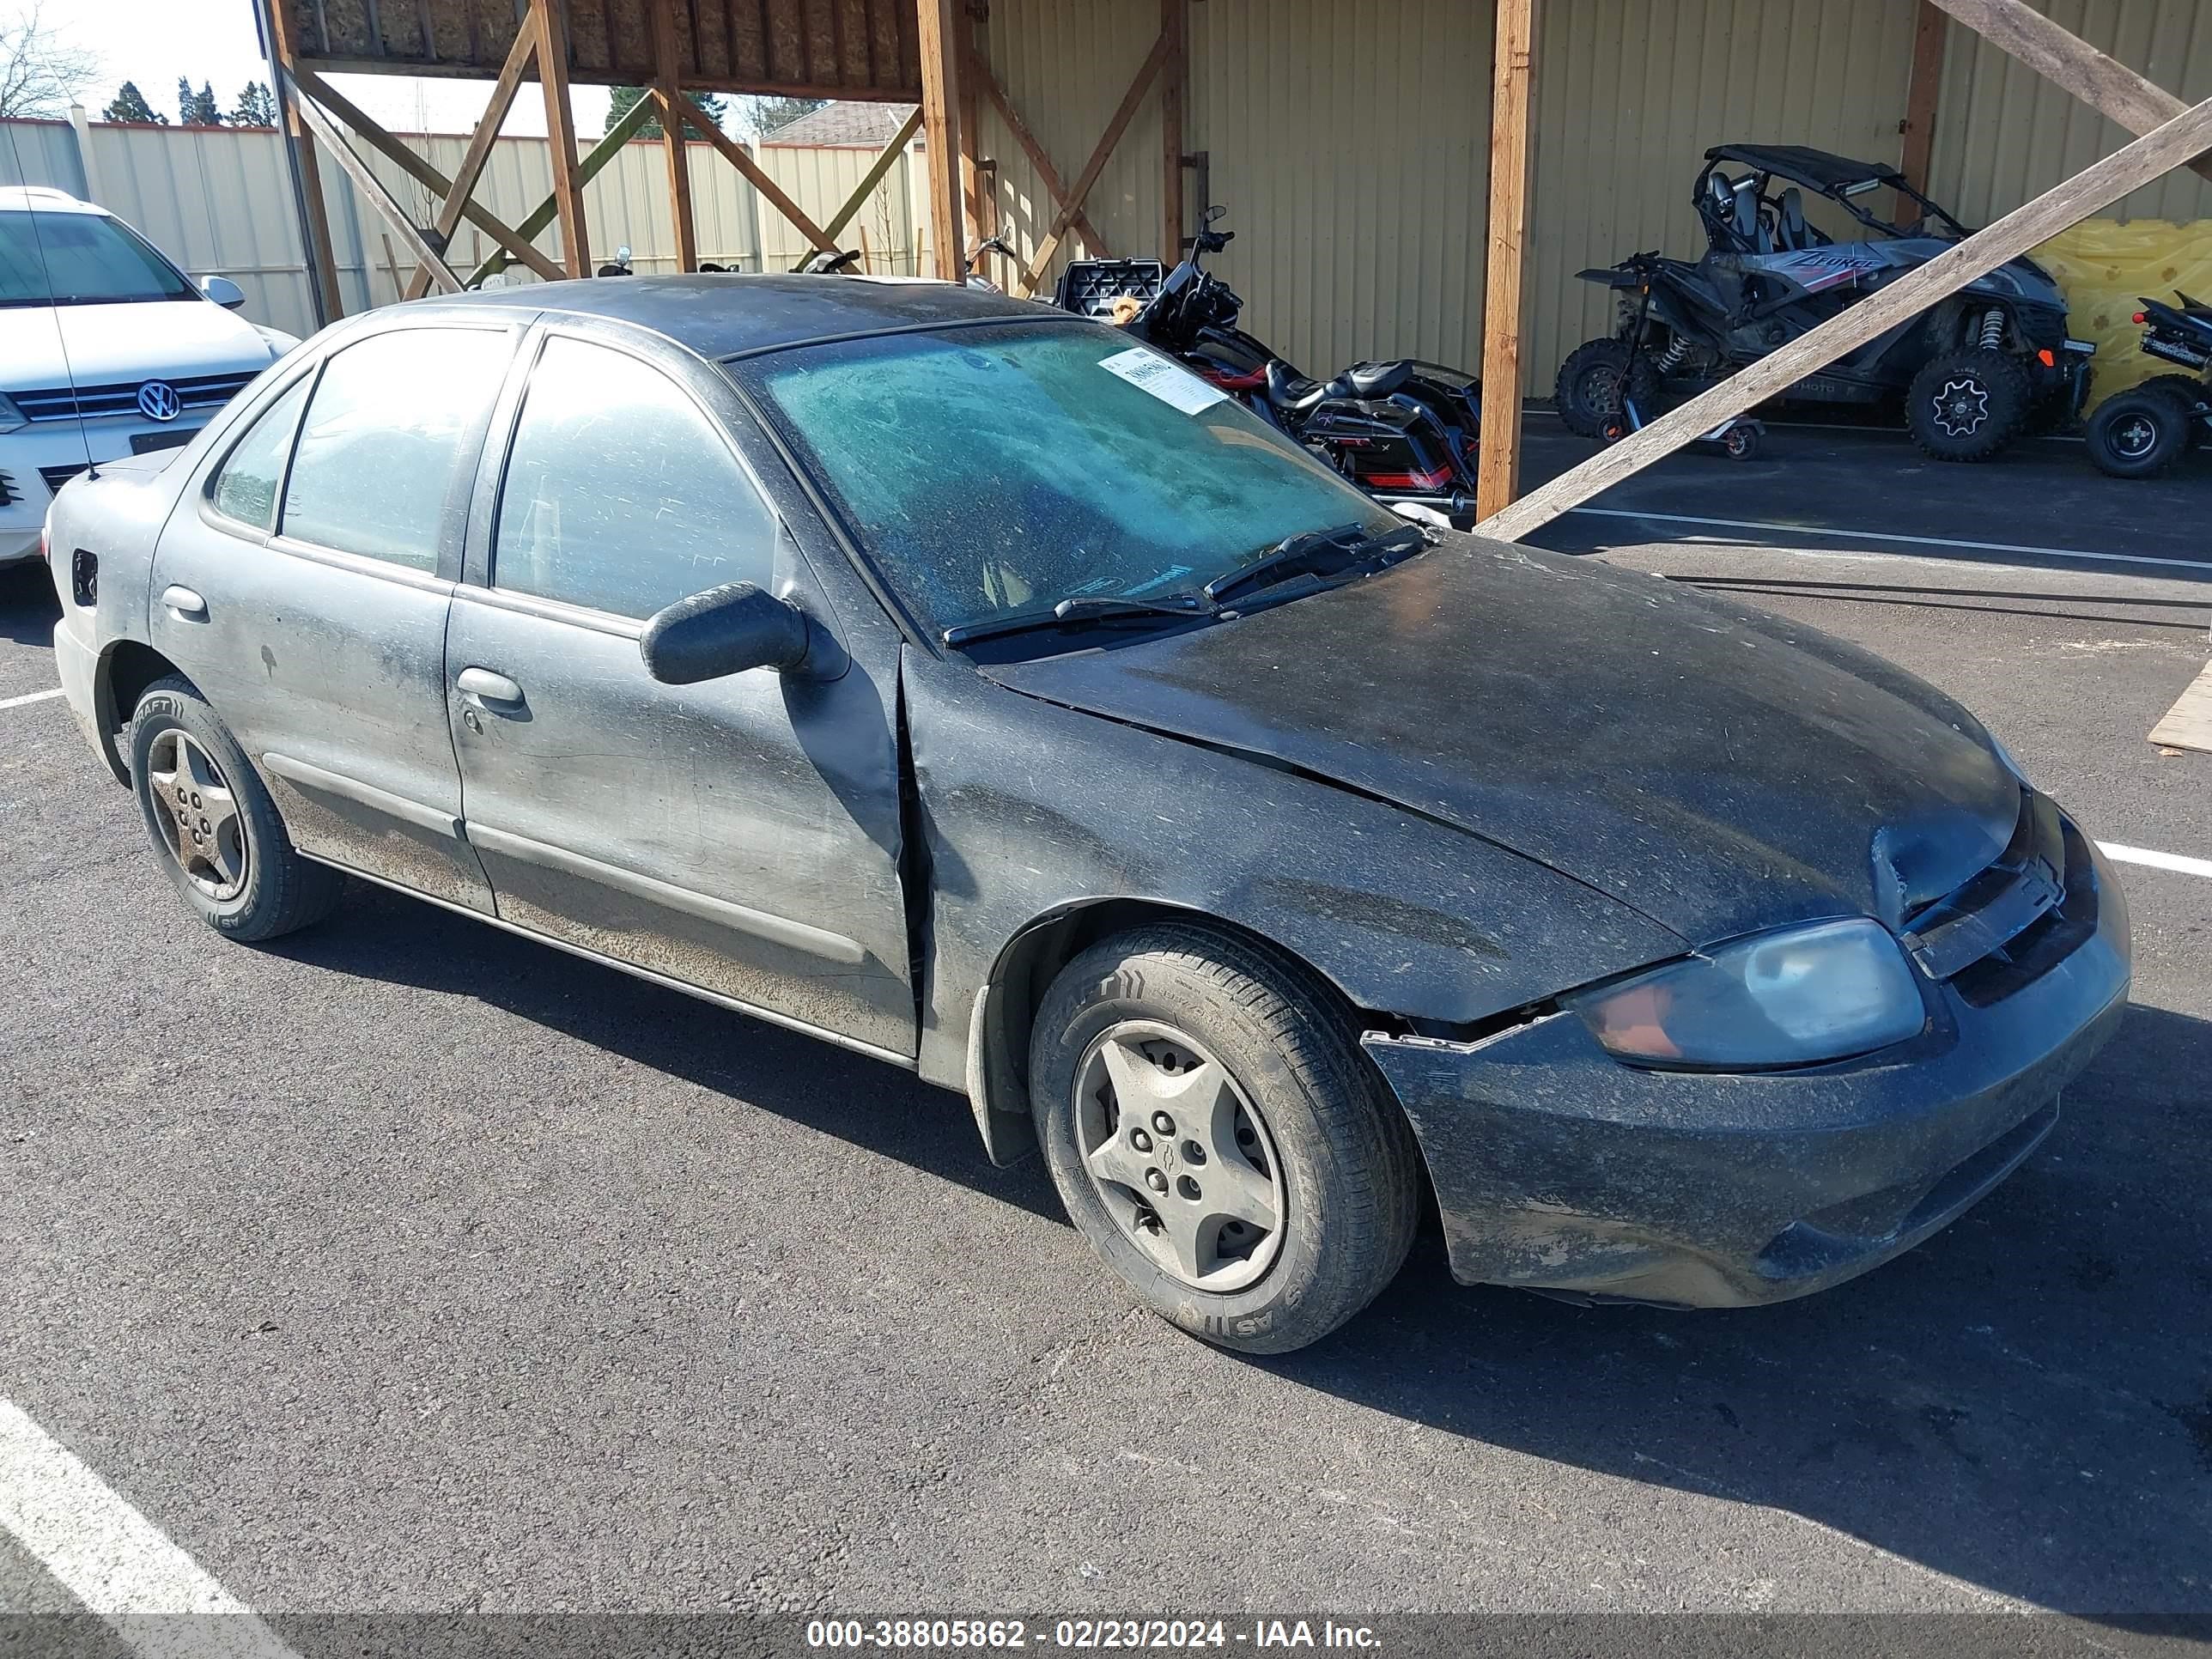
208, 377, 310, 532
491, 336, 776, 618
281, 328, 511, 572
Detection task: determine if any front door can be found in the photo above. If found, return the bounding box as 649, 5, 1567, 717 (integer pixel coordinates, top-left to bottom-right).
446, 326, 914, 1057
149, 321, 518, 911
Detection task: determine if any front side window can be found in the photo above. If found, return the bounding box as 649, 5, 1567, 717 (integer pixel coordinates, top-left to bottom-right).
0, 210, 196, 307
281, 327, 512, 572
741, 321, 1395, 638
208, 377, 311, 532
492, 336, 776, 618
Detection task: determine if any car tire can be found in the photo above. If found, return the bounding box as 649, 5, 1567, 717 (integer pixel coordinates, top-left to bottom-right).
1029, 924, 1422, 1355
129, 675, 342, 942
1554, 338, 1661, 441
1905, 349, 2031, 461
2085, 386, 2194, 479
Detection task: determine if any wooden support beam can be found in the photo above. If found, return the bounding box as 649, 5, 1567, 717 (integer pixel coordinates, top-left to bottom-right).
1925, 0, 2212, 187
532, 0, 590, 276
283, 76, 464, 295
1474, 0, 1534, 521
464, 92, 656, 285
677, 104, 839, 255
261, 0, 342, 321
406, 18, 536, 298
975, 64, 1109, 256
294, 67, 565, 283
821, 105, 925, 244
916, 0, 967, 280
1160, 0, 1185, 256
1013, 27, 1172, 296
1899, 0, 1948, 196
1480, 93, 2212, 544
650, 0, 696, 273
957, 9, 984, 240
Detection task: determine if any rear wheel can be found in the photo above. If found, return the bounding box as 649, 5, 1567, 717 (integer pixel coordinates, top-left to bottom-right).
2133, 374, 2209, 445
1555, 338, 1661, 441
1905, 349, 2031, 461
1030, 925, 1421, 1354
129, 677, 342, 941
2085, 386, 2194, 479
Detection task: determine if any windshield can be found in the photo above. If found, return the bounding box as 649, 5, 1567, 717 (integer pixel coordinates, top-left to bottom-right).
739, 320, 1398, 640
0, 210, 196, 307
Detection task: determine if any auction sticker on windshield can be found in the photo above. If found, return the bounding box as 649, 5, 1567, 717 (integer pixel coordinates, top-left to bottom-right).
1098, 347, 1227, 416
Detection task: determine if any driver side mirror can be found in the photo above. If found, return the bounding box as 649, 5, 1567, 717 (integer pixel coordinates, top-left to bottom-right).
639, 581, 811, 684
199, 275, 246, 310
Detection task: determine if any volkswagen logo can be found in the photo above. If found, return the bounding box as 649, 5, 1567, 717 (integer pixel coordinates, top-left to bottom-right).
137, 381, 181, 422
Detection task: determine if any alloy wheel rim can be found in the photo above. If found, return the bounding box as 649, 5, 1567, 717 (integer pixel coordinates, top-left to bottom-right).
1932, 376, 1990, 438
1073, 1020, 1286, 1294
147, 729, 248, 901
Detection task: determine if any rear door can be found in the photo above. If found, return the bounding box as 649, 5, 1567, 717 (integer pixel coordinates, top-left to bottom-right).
149, 319, 518, 910
445, 322, 914, 1057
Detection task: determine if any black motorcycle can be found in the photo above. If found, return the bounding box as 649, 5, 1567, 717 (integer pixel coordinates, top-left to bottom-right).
2085, 293, 2212, 478
1055, 208, 1485, 526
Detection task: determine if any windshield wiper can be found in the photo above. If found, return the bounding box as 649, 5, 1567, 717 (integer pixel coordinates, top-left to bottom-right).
1203, 521, 1432, 605
942, 592, 1215, 649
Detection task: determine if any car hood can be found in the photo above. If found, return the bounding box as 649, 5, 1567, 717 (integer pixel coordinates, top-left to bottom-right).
0, 298, 275, 391
979, 539, 2021, 945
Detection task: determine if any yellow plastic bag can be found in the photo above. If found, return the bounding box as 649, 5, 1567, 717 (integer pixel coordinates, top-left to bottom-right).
2033, 218, 2212, 409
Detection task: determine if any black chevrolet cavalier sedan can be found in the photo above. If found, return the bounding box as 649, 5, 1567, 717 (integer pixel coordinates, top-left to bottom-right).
47, 276, 2130, 1352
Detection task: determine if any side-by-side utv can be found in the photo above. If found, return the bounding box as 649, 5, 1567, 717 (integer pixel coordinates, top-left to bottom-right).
1556, 144, 2094, 461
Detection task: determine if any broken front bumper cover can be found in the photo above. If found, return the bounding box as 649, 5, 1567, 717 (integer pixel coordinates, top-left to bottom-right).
1364, 830, 2131, 1310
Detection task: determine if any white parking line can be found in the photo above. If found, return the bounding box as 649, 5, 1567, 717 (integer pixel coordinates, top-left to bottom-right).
2098, 842, 2212, 880
1564, 504, 2212, 575
0, 1400, 301, 1658
0, 686, 64, 709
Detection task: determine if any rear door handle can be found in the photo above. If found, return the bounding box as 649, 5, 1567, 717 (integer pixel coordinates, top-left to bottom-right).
456, 666, 525, 706
161, 584, 207, 621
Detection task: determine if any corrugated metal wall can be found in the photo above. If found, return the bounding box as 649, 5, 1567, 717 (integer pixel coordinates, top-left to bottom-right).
0, 118, 919, 337
975, 0, 1166, 289
1929, 0, 2212, 224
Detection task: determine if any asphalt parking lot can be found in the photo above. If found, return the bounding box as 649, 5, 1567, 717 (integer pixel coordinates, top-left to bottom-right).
2, 423, 2209, 1646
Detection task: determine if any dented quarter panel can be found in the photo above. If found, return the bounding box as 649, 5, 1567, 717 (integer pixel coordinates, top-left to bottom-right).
901, 649, 1686, 1094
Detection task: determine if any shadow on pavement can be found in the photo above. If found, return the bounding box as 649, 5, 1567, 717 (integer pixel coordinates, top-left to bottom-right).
277, 878, 2209, 1616
0, 561, 59, 646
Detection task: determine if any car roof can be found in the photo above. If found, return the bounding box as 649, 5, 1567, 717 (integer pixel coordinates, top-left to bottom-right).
1702, 143, 1904, 194
0, 185, 102, 214
431, 272, 1060, 360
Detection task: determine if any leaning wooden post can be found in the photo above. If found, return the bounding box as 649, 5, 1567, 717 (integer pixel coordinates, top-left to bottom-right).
1480, 92, 2212, 544
916, 0, 967, 280
532, 0, 591, 276
259, 0, 343, 321
1474, 0, 1534, 521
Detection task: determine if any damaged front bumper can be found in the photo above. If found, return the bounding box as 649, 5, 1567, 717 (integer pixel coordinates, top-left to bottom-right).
1363, 827, 2131, 1309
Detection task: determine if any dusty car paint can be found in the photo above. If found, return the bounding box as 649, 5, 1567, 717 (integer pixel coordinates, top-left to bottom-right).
45, 276, 2132, 1313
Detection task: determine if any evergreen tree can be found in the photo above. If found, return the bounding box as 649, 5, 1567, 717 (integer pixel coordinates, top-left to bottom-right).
740, 94, 825, 138
605, 83, 727, 139
102, 80, 164, 124
228, 81, 276, 127
175, 76, 221, 125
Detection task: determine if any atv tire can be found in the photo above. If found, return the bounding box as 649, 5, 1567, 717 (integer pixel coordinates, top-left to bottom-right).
2086, 386, 2195, 479
2133, 374, 2209, 445
1555, 339, 1662, 441
1906, 349, 2032, 462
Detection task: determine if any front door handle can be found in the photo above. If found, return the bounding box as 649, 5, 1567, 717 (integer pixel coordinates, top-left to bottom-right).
456, 666, 525, 706
161, 584, 207, 621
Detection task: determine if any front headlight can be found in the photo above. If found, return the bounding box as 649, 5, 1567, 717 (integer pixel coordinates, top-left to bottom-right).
1566, 918, 1926, 1069
0, 391, 25, 434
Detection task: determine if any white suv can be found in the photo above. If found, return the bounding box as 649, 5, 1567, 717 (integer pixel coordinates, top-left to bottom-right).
2, 186, 299, 566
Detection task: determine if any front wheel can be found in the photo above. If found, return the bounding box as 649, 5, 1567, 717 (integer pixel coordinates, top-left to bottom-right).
1030, 926, 1422, 1354
1554, 338, 1661, 441
129, 676, 343, 941
2085, 387, 2194, 479
1905, 349, 2031, 461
